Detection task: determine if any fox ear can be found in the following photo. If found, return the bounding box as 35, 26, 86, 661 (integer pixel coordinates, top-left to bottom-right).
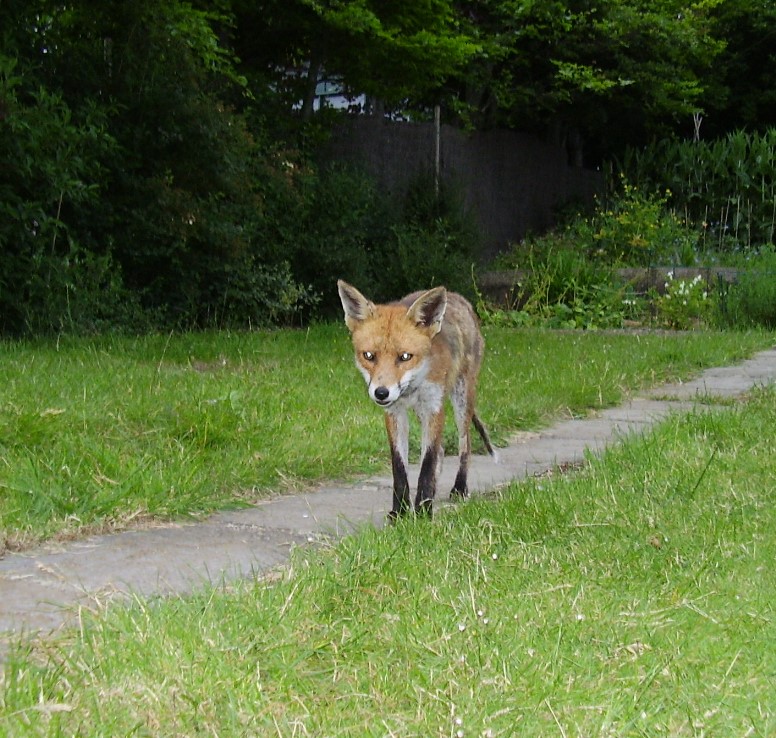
407, 287, 447, 335
338, 280, 374, 329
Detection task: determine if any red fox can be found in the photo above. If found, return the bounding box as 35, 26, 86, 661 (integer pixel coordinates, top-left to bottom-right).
337, 280, 496, 519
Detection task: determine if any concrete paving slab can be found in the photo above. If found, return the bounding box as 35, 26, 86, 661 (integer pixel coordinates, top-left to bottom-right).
646, 348, 776, 400
1, 346, 775, 661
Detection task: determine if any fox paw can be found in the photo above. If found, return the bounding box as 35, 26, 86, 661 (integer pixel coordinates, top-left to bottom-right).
449, 487, 469, 501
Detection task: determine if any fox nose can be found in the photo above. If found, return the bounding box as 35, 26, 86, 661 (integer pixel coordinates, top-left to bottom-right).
374, 386, 390, 402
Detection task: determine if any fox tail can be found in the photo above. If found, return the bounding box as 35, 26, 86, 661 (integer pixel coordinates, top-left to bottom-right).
472, 413, 498, 463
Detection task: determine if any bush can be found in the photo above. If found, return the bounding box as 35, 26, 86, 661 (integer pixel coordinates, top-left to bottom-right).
489, 236, 631, 329
719, 246, 776, 328
201, 259, 320, 329
287, 164, 386, 315
283, 168, 479, 313
368, 175, 480, 302
584, 179, 699, 266
496, 178, 700, 272
651, 273, 715, 330
0, 54, 120, 335
1, 5, 483, 336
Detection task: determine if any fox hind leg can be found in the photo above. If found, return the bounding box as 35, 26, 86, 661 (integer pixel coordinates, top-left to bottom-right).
449, 375, 474, 500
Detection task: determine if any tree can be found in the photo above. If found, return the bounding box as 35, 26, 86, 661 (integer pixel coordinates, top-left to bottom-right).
307, 0, 479, 111
229, 0, 479, 118
701, 0, 776, 137
0, 2, 118, 333
450, 0, 725, 163
0, 0, 315, 331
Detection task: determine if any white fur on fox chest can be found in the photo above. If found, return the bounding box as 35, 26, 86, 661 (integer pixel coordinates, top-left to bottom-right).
385, 364, 445, 464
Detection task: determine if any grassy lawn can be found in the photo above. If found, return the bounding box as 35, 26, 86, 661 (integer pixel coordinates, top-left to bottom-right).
0, 326, 773, 550
2, 383, 774, 735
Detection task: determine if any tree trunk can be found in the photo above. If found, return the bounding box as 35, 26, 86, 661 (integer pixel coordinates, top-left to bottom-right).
300, 48, 324, 122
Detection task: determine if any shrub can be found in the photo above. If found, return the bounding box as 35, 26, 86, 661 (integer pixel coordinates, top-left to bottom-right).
0, 55, 120, 335
368, 175, 480, 302
496, 178, 700, 272
720, 246, 776, 328
488, 238, 630, 329
584, 179, 699, 266
651, 273, 715, 330
288, 164, 386, 315
201, 259, 320, 329
285, 168, 480, 312
375, 220, 476, 301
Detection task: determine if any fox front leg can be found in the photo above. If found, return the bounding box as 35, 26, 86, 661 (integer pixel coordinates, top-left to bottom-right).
385, 410, 411, 520
415, 407, 445, 517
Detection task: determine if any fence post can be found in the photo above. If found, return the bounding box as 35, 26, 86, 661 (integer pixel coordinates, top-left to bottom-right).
434, 104, 441, 199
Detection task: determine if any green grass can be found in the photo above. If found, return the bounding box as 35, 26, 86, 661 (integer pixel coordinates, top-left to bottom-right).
0, 326, 773, 549
2, 386, 775, 736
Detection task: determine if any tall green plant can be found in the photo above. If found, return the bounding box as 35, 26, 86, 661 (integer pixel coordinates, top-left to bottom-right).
370, 174, 480, 300
0, 54, 122, 334
589, 179, 698, 265
621, 129, 776, 253
719, 247, 776, 329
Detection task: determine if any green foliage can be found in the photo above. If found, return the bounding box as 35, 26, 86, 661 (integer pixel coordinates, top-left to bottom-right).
0, 2, 334, 334
453, 0, 725, 160
285, 164, 384, 315
300, 0, 479, 110
497, 178, 700, 272
369, 176, 480, 301
229, 0, 773, 158
487, 180, 776, 331
651, 273, 715, 330
274, 167, 480, 314
489, 128, 776, 331
0, 52, 123, 334
489, 181, 703, 329
485, 242, 631, 330
201, 259, 321, 329
621, 129, 776, 254
2, 0, 772, 336
705, 0, 776, 138
719, 246, 776, 329
586, 179, 698, 266
0, 0, 482, 335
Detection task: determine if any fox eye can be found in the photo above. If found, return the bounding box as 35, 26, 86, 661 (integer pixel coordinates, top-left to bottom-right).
363, 351, 376, 362
398, 352, 413, 362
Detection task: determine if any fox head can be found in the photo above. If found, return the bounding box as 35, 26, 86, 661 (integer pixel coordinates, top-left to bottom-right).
337, 280, 447, 408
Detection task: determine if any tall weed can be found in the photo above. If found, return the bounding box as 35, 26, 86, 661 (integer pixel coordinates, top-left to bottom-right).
590, 178, 699, 265
621, 129, 776, 253
719, 246, 776, 328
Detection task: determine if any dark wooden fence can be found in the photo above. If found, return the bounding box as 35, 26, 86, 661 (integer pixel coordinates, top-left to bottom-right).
325, 119, 603, 261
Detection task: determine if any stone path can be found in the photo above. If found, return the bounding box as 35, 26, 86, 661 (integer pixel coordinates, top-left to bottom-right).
2, 348, 775, 659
